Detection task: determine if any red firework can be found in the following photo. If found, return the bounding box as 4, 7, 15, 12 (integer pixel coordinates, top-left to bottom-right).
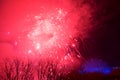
0, 0, 93, 71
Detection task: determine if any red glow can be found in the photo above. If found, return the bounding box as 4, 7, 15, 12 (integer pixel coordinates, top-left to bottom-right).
0, 0, 92, 71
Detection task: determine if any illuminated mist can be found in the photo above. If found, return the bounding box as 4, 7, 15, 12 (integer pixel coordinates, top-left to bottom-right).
0, 0, 96, 79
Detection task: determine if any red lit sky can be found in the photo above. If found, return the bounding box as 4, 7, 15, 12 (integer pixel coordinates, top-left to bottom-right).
0, 1, 91, 71
1, 0, 120, 67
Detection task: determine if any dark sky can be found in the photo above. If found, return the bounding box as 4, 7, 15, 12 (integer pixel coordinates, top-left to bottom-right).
80, 0, 120, 67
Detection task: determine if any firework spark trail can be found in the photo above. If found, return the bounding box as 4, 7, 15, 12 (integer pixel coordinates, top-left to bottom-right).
0, 0, 93, 71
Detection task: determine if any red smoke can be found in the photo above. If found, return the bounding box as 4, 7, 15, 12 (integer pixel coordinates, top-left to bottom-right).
0, 0, 93, 71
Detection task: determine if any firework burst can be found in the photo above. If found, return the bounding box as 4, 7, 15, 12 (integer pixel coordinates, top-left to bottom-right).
0, 0, 93, 72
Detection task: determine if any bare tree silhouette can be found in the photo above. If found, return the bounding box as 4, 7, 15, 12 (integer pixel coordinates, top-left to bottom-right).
1, 58, 118, 80
36, 60, 59, 80
20, 60, 34, 80
0, 59, 34, 80
0, 58, 66, 80
0, 59, 15, 80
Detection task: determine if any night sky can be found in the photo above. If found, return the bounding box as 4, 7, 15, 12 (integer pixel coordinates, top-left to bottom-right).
0, 0, 120, 68
80, 0, 120, 67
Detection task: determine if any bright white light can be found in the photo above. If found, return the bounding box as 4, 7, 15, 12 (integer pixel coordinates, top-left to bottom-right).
36, 43, 40, 50
28, 49, 32, 54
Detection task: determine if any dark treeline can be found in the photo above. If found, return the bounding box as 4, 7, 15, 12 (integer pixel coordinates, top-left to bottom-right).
0, 58, 67, 80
